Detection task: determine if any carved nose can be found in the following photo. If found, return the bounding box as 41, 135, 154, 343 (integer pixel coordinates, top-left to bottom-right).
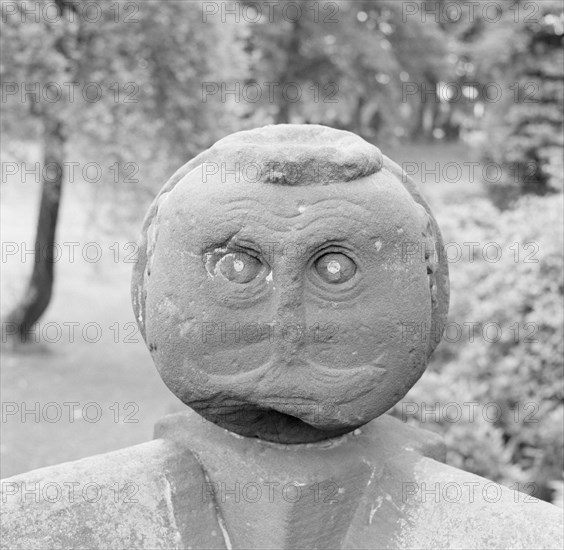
273, 272, 306, 362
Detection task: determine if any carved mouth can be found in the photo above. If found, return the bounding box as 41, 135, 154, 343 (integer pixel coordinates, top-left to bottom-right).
187, 355, 388, 443
194, 401, 354, 444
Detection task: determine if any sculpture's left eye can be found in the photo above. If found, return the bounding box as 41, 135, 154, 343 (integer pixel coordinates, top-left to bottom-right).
314, 253, 356, 284
216, 252, 264, 284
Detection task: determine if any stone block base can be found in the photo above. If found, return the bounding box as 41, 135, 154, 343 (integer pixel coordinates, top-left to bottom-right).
2, 411, 562, 549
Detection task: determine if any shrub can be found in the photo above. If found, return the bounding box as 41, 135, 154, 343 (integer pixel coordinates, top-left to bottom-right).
393, 194, 563, 504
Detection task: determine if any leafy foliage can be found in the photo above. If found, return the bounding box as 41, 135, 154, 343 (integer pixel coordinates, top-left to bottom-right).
393, 194, 564, 503
478, 0, 564, 207
1, 1, 246, 197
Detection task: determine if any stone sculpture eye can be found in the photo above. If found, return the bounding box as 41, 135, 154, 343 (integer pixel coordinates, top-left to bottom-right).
314, 253, 356, 284
216, 252, 264, 283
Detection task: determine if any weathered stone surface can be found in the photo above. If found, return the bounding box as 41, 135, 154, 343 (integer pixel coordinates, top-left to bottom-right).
345, 451, 564, 550
0, 439, 227, 550
3, 412, 562, 549
132, 124, 450, 443
155, 410, 563, 550
155, 410, 446, 550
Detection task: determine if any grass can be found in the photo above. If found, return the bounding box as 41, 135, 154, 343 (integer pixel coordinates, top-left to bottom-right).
1, 162, 182, 478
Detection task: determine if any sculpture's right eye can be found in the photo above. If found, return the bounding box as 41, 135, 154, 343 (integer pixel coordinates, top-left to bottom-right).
217, 252, 264, 283
205, 248, 268, 284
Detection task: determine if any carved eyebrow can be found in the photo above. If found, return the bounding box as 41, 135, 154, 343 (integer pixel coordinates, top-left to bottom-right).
211, 199, 375, 233
202, 239, 263, 258
198, 209, 386, 263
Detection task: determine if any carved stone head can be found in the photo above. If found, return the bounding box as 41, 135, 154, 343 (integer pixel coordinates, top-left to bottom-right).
132, 125, 449, 443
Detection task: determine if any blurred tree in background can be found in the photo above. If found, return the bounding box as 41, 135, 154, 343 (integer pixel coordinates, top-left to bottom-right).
2, 0, 86, 336
3, 0, 562, 200
391, 0, 563, 505
239, 0, 452, 140
2, 0, 244, 335
474, 0, 564, 207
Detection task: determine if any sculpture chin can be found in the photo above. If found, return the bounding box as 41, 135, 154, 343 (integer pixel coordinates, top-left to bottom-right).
192, 402, 357, 444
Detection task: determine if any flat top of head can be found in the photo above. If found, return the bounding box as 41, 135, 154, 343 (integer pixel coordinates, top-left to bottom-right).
204, 124, 384, 185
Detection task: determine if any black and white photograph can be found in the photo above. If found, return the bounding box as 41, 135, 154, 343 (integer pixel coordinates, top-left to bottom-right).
1, 1, 563, 548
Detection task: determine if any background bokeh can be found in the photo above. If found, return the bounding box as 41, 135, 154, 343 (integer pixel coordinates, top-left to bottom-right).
1, 0, 562, 505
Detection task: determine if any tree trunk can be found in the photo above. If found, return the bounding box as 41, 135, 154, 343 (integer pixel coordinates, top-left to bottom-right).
6, 117, 65, 342
429, 95, 441, 138
442, 103, 460, 141
275, 100, 291, 124
274, 12, 302, 124
352, 95, 366, 136
411, 79, 439, 141
411, 99, 427, 141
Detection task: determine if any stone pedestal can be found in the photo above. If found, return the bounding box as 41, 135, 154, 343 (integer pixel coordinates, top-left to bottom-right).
2, 412, 563, 549
0, 438, 224, 549
155, 410, 445, 549
155, 410, 563, 550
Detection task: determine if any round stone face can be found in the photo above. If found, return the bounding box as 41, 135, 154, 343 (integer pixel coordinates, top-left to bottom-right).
141, 177, 437, 443
133, 125, 449, 443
